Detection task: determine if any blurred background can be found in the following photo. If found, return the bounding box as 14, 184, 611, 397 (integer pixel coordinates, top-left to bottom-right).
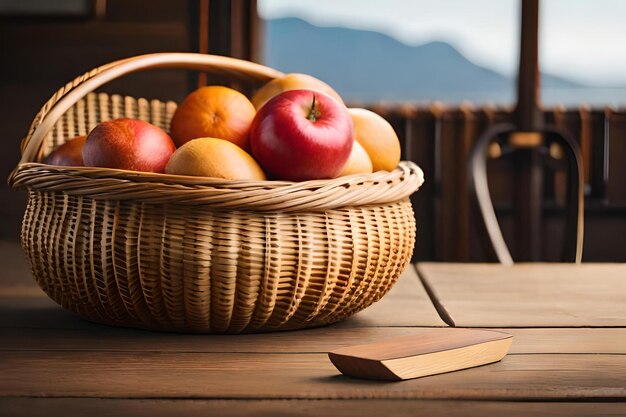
1, 0, 624, 262
261, 0, 626, 106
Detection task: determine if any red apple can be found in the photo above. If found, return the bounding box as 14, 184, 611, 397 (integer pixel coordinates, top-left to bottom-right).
249, 89, 353, 181
44, 135, 86, 166
83, 118, 176, 173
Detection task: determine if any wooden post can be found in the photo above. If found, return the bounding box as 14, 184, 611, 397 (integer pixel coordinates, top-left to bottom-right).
187, 0, 260, 89
513, 149, 543, 261
512, 0, 543, 261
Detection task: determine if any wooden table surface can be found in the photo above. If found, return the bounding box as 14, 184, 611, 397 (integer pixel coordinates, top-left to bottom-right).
1, 239, 625, 416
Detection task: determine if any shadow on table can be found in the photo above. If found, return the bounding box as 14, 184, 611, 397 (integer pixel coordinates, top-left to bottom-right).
311, 374, 401, 385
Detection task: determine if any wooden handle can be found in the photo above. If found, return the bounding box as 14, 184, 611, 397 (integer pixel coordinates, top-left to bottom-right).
19, 53, 283, 165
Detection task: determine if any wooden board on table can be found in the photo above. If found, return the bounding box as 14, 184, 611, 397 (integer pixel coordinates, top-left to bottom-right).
1, 351, 625, 400
329, 329, 512, 381
2, 398, 625, 417
417, 263, 626, 327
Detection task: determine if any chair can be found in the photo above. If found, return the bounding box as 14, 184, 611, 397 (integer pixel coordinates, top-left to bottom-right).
468, 0, 584, 265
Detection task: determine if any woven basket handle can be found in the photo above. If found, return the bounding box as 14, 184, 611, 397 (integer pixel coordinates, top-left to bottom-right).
18, 53, 283, 165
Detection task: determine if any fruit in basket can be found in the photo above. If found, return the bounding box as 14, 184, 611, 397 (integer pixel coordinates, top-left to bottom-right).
83, 118, 175, 173
170, 86, 256, 150
250, 89, 353, 181
251, 73, 344, 110
43, 135, 86, 166
348, 108, 401, 172
165, 137, 266, 180
339, 140, 373, 176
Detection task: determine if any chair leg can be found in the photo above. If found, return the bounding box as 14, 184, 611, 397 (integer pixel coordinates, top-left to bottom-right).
469, 123, 516, 265
545, 127, 585, 263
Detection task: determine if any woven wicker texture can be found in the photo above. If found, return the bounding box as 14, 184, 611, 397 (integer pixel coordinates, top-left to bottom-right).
10, 54, 424, 333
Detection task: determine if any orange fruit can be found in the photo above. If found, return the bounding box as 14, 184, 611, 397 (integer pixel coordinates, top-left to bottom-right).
165, 137, 266, 180
339, 140, 373, 176
348, 108, 401, 172
251, 73, 344, 110
170, 86, 256, 150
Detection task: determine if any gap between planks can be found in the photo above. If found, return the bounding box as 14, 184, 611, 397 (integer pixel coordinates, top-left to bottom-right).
414, 263, 455, 326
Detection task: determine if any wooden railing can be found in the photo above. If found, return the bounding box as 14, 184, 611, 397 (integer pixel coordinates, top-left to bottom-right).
361, 103, 626, 262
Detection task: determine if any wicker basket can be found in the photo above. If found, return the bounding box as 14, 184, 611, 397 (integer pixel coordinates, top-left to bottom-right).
9, 53, 424, 333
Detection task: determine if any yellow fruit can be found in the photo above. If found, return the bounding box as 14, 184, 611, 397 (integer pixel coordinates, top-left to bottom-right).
348, 108, 401, 172
165, 137, 266, 180
339, 140, 373, 176
251, 73, 344, 110
170, 86, 256, 150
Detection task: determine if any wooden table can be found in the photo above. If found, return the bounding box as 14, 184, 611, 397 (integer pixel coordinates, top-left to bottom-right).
1, 239, 625, 416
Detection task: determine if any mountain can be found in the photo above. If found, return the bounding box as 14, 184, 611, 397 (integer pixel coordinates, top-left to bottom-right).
264, 17, 581, 103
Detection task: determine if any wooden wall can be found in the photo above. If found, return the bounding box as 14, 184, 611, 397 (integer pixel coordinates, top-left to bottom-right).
0, 0, 192, 239
1, 0, 624, 262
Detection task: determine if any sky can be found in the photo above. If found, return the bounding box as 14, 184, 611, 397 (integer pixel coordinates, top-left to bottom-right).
259, 0, 626, 87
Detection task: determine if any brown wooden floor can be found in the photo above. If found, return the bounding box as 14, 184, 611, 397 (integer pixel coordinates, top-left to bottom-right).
1, 239, 625, 416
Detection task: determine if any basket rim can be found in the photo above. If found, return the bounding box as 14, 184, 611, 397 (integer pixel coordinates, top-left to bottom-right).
12, 160, 423, 188
11, 161, 424, 211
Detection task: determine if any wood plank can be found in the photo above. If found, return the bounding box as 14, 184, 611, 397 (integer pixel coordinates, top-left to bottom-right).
608, 110, 626, 203
589, 109, 609, 200
1, 398, 625, 417
0, 263, 446, 329
0, 325, 417, 353
402, 109, 436, 261
1, 351, 625, 400
1, 325, 625, 354
417, 263, 626, 327
506, 328, 626, 354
